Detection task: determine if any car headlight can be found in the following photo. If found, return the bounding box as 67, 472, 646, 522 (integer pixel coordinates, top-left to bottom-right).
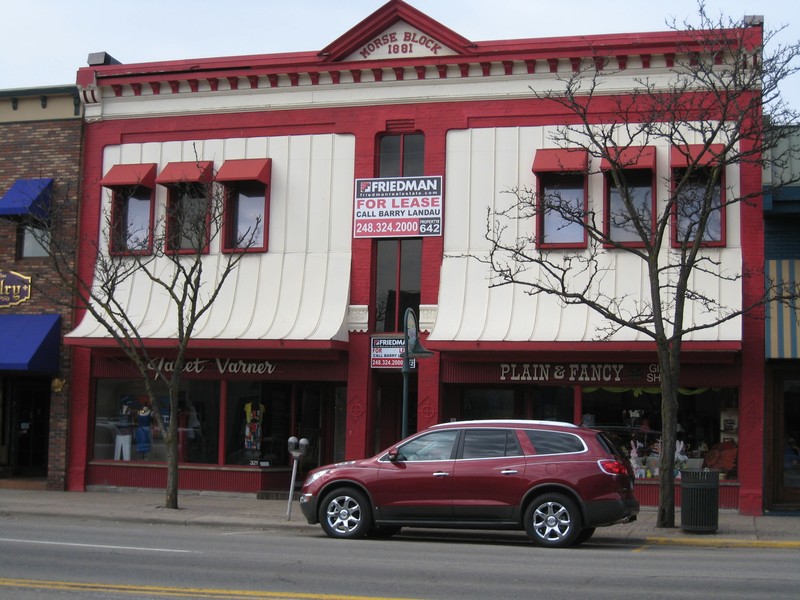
304, 469, 330, 486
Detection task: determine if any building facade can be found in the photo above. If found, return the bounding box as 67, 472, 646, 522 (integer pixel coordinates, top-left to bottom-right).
0, 85, 82, 489
68, 0, 766, 513
764, 127, 800, 511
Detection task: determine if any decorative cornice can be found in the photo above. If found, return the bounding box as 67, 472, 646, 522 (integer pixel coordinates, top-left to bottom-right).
77, 49, 707, 107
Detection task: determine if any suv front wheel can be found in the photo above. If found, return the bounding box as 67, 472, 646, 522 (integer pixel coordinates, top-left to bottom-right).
524, 493, 582, 548
319, 487, 372, 539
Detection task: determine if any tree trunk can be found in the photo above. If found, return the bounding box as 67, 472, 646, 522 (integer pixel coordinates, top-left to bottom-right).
656, 347, 680, 528
165, 429, 179, 509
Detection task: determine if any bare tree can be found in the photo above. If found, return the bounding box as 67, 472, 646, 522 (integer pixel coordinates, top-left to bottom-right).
37, 154, 260, 509
477, 6, 800, 527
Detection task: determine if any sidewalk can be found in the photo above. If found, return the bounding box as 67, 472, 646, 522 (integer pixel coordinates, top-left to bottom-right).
2, 486, 800, 548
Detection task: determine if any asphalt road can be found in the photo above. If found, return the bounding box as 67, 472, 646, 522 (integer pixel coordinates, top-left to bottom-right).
1, 513, 799, 599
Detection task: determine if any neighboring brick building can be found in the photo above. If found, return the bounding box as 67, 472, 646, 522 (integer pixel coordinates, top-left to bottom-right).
0, 85, 82, 489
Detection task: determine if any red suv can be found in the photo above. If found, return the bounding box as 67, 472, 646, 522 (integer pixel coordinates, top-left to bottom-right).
299, 420, 638, 548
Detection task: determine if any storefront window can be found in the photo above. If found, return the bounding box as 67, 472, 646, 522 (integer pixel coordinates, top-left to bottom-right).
582, 387, 739, 480
454, 386, 574, 422
225, 381, 291, 467
93, 379, 219, 464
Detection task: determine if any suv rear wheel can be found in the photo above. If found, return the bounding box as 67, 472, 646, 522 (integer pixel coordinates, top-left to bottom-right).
524, 493, 582, 548
319, 488, 372, 539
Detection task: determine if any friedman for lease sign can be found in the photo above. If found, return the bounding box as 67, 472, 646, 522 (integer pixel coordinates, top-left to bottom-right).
353, 176, 443, 238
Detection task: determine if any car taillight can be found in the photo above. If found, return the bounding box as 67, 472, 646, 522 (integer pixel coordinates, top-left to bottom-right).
598, 459, 629, 476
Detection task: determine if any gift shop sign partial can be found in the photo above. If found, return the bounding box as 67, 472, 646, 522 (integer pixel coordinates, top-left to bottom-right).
354, 176, 442, 238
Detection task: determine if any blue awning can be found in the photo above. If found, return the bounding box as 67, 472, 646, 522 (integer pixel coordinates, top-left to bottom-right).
0, 178, 53, 220
0, 314, 61, 373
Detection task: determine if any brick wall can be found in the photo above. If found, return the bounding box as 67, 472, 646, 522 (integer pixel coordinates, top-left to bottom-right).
0, 116, 83, 489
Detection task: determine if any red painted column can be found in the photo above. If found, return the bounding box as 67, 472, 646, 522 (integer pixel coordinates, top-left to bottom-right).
737, 100, 766, 515
66, 347, 91, 491
416, 339, 441, 430
345, 332, 373, 459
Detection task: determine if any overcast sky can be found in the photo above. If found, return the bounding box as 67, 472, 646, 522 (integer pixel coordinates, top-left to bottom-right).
3, 0, 799, 107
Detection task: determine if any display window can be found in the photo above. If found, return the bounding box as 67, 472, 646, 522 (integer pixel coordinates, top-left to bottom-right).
93, 377, 339, 473
446, 386, 575, 424
444, 383, 738, 480
581, 386, 739, 480
93, 379, 219, 464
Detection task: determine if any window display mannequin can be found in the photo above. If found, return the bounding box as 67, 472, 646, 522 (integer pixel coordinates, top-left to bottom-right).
243, 400, 266, 458
114, 396, 135, 461
136, 405, 152, 458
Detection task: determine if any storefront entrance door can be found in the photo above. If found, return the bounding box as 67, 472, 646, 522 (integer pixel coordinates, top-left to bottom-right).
775, 378, 800, 507
4, 378, 51, 477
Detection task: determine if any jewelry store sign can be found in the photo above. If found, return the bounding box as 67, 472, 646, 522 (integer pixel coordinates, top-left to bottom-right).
354, 176, 442, 238
0, 270, 31, 308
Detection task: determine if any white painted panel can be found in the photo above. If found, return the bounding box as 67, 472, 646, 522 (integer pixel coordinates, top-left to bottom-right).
433, 124, 744, 343
444, 130, 472, 251
67, 133, 355, 343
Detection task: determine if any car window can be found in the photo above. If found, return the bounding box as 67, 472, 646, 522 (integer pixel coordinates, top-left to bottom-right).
525, 430, 585, 455
397, 430, 458, 461
461, 429, 521, 459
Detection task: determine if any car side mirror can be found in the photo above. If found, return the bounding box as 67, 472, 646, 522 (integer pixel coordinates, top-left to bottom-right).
387, 447, 400, 462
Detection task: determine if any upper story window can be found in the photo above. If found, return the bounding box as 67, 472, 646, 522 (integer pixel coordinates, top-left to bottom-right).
0, 178, 53, 260
376, 238, 422, 333
101, 164, 157, 255
216, 159, 272, 253
602, 147, 656, 247
156, 161, 213, 253
378, 133, 424, 177
671, 145, 726, 247
532, 149, 588, 248
374, 131, 425, 332
17, 224, 50, 258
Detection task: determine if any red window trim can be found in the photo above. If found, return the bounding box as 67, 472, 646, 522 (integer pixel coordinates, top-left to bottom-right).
534, 173, 588, 249
669, 144, 725, 168
156, 161, 213, 185
670, 169, 726, 249
217, 159, 272, 254
601, 147, 656, 249
533, 148, 589, 249
108, 187, 155, 256
600, 146, 656, 171
221, 185, 270, 254
101, 163, 157, 188
532, 148, 588, 173
216, 158, 272, 185
102, 164, 157, 256
156, 162, 214, 254
670, 144, 726, 248
160, 184, 211, 255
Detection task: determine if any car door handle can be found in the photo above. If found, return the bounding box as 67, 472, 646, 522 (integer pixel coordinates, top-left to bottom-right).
432, 471, 450, 477
501, 469, 519, 475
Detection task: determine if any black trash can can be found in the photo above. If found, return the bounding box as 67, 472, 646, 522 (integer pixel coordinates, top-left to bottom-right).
680, 469, 719, 533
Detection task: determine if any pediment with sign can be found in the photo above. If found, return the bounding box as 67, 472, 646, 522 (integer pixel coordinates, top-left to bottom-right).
320, 0, 474, 63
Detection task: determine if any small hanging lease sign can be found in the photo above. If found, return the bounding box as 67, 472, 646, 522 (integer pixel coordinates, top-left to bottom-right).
354, 175, 443, 238
0, 270, 31, 308
371, 336, 416, 369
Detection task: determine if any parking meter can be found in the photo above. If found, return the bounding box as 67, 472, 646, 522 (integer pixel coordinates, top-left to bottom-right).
287, 436, 309, 460
286, 436, 310, 520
